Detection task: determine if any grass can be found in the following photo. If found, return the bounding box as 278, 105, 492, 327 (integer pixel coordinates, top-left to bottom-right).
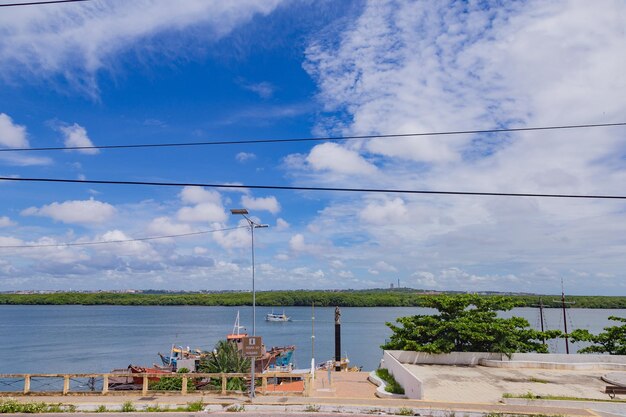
0, 399, 75, 413
396, 407, 414, 416
304, 404, 321, 412
120, 401, 135, 412
502, 392, 626, 403
375, 368, 405, 395
225, 404, 245, 412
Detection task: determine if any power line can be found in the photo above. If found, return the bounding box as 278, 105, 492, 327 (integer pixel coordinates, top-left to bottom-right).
0, 0, 90, 7
1, 176, 626, 200
1, 122, 624, 153
0, 225, 246, 249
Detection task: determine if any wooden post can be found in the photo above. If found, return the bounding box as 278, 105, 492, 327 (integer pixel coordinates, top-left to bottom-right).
63, 375, 70, 395
181, 376, 188, 395
102, 375, 109, 395
261, 376, 267, 395
23, 375, 31, 394
142, 375, 148, 395
221, 373, 227, 394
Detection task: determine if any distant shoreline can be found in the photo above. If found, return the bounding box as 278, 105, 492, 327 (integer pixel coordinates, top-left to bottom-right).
1, 290, 625, 309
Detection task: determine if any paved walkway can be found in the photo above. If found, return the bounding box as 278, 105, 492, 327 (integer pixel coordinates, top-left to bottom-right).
3, 371, 601, 416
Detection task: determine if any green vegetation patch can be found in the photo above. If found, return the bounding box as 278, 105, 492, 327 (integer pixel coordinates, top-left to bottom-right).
2, 290, 625, 308
375, 368, 405, 395
0, 399, 75, 413
503, 392, 626, 403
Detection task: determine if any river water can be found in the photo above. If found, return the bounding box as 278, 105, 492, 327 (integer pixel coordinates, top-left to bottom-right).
0, 305, 624, 373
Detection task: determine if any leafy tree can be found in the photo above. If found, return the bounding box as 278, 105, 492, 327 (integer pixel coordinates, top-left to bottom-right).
198, 340, 250, 391
570, 316, 626, 354
382, 294, 561, 355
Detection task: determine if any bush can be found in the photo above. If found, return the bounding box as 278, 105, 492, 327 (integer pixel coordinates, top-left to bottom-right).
375, 368, 404, 395
121, 401, 135, 412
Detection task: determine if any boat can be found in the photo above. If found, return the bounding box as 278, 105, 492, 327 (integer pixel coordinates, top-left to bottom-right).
227, 311, 295, 372
265, 310, 291, 322
128, 364, 171, 384
158, 345, 206, 368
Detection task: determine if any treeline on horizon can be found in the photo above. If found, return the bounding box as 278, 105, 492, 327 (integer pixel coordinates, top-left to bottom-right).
0, 290, 625, 309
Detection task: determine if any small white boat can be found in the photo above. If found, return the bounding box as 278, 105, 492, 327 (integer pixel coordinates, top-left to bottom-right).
265, 310, 291, 322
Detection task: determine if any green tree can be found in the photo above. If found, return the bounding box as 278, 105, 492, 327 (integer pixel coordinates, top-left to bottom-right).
198, 340, 250, 391
570, 316, 626, 354
382, 294, 561, 355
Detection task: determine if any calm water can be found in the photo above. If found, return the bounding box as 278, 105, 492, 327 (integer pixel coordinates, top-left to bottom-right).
0, 305, 624, 373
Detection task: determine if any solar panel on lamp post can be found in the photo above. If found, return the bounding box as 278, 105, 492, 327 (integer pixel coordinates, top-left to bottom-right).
230, 208, 268, 398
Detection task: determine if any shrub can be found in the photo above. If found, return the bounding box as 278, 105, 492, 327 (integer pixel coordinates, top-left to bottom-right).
375, 368, 404, 395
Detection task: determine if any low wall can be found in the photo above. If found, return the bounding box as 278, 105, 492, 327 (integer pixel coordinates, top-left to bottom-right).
387, 351, 626, 371
387, 350, 505, 366
506, 353, 626, 364
379, 350, 423, 399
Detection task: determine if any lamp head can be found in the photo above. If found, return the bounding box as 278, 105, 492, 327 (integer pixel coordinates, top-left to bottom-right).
230, 208, 249, 215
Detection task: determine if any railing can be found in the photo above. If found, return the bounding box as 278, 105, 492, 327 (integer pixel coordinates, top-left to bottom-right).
0, 372, 312, 397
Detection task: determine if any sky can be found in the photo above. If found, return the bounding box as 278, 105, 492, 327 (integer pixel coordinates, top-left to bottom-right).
0, 0, 625, 295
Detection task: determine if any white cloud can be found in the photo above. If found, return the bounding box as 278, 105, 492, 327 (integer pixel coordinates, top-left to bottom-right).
297, 0, 626, 294
148, 217, 194, 235
180, 187, 222, 205
0, 114, 51, 166
276, 218, 290, 230
59, 123, 99, 154
236, 152, 257, 163
359, 198, 407, 225
0, 113, 28, 148
21, 198, 116, 224
374, 260, 397, 272
289, 233, 307, 252
306, 142, 377, 175
0, 216, 15, 228
0, 1, 285, 94
213, 225, 250, 249
177, 187, 226, 223
177, 203, 227, 223
240, 195, 281, 214
240, 81, 275, 98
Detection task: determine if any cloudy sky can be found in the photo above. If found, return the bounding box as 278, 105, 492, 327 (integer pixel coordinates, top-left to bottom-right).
0, 0, 625, 295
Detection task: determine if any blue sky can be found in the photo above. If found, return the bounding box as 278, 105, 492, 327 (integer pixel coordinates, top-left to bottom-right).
0, 0, 625, 295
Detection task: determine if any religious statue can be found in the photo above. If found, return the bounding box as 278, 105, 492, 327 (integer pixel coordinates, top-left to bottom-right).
334, 306, 341, 325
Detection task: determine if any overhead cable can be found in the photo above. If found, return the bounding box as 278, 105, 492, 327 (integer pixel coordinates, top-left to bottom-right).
0, 0, 90, 6
0, 225, 247, 249
0, 122, 624, 153
1, 176, 626, 200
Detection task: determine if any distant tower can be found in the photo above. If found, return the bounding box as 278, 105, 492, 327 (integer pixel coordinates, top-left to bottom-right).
397, 278, 400, 288
390, 282, 394, 289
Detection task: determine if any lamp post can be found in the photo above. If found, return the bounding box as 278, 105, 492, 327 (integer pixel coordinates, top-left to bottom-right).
230, 208, 268, 398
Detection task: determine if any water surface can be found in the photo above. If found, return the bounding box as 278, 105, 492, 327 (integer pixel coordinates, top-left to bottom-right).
0, 305, 623, 373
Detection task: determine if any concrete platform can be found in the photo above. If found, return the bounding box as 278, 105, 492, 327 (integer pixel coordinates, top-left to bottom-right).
405, 363, 611, 402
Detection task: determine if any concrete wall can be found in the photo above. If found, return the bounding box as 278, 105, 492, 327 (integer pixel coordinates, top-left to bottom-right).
379, 350, 423, 399
507, 353, 626, 364
387, 350, 626, 371
387, 350, 505, 366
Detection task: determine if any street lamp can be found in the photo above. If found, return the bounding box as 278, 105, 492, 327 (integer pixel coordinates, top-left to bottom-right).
230, 208, 268, 398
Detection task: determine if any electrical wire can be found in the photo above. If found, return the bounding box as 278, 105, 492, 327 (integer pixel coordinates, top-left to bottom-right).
0, 0, 90, 7
2, 176, 626, 200
0, 225, 247, 249
0, 122, 624, 153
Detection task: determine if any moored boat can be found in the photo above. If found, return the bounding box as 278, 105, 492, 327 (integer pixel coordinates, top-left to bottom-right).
265, 310, 291, 322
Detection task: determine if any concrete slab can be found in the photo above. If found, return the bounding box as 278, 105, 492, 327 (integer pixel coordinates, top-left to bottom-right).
404, 363, 609, 403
